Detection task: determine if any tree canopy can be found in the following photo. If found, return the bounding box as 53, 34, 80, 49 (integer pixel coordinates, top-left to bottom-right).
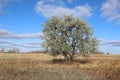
42, 15, 98, 60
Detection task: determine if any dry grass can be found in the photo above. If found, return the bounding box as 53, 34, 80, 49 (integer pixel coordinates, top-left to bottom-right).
0, 53, 120, 80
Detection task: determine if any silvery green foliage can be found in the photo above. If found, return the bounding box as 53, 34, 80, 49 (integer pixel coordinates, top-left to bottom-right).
43, 15, 98, 60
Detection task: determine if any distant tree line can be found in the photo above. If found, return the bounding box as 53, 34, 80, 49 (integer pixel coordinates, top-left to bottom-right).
0, 48, 4, 53
0, 48, 19, 53
28, 50, 46, 53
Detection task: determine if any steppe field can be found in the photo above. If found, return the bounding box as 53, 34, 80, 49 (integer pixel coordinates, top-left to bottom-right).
0, 53, 120, 80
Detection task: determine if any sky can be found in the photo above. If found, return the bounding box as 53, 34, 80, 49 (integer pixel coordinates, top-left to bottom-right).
0, 0, 120, 54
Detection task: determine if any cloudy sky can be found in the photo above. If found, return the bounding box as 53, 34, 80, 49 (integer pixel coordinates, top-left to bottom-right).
0, 0, 120, 53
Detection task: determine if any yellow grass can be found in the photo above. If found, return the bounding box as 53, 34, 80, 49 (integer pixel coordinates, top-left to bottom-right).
0, 53, 120, 80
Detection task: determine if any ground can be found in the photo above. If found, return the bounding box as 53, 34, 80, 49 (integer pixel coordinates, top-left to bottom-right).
0, 53, 120, 80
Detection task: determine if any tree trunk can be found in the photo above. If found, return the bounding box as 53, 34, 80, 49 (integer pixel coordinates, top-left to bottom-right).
62, 51, 69, 61
65, 54, 74, 61
62, 51, 75, 61
70, 55, 73, 60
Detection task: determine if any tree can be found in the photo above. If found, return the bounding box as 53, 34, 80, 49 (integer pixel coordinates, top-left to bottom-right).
7, 48, 19, 53
42, 15, 98, 60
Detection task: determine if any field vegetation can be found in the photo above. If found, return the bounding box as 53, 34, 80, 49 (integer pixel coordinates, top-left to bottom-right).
0, 53, 120, 80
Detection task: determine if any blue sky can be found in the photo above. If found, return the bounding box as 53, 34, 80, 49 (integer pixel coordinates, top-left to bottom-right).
0, 0, 120, 54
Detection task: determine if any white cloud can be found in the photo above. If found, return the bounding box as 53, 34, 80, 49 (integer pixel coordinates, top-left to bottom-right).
0, 40, 40, 49
0, 0, 21, 14
0, 0, 9, 14
101, 0, 120, 24
25, 42, 40, 45
67, 0, 73, 3
101, 40, 120, 46
99, 39, 120, 54
0, 29, 43, 39
10, 43, 40, 48
35, 0, 92, 18
0, 40, 12, 44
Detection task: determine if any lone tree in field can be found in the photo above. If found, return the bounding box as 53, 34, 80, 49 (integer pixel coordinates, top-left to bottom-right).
42, 15, 98, 60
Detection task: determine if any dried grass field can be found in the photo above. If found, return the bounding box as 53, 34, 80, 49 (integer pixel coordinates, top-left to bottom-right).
0, 53, 120, 80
